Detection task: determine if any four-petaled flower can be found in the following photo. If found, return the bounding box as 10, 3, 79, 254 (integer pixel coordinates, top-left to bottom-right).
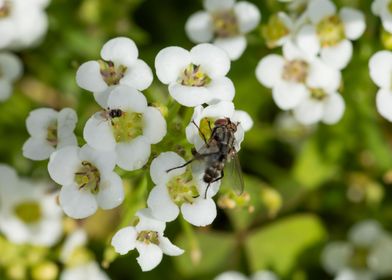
0, 52, 23, 101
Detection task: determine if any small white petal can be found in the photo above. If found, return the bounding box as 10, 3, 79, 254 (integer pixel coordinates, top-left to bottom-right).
83, 113, 116, 151
150, 151, 186, 185
136, 242, 163, 272
320, 40, 353, 70
96, 172, 124, 209
120, 59, 153, 91
203, 0, 235, 12
0, 52, 23, 81
307, 0, 336, 24
155, 46, 191, 84
158, 236, 184, 256
93, 87, 112, 108
0, 80, 12, 101
322, 93, 345, 124
57, 108, 78, 148
59, 183, 98, 219
135, 208, 166, 233
368, 235, 392, 275
296, 25, 320, 57
48, 146, 80, 186
348, 220, 384, 247
215, 271, 248, 280
252, 271, 279, 280
213, 36, 247, 61
181, 197, 217, 226
79, 144, 116, 172
143, 107, 167, 144
293, 97, 324, 125
147, 185, 180, 222
191, 43, 231, 78
283, 40, 310, 61
381, 10, 392, 34
340, 8, 366, 40
22, 137, 55, 160
255, 54, 285, 88
107, 85, 147, 113
233, 110, 253, 131
272, 81, 308, 110
369, 50, 392, 89
376, 89, 392, 122
307, 59, 341, 92
234, 1, 261, 33
185, 11, 214, 43
321, 242, 352, 274
76, 61, 108, 93
206, 77, 235, 104
111, 226, 137, 255
371, 0, 384, 15
26, 108, 57, 138
100, 37, 138, 66
115, 136, 151, 171
202, 100, 235, 118
169, 83, 210, 107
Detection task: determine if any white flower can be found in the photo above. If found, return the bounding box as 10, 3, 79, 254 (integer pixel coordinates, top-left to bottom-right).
76, 37, 153, 108
48, 145, 124, 219
147, 152, 219, 226
185, 0, 261, 60
111, 208, 184, 272
214, 270, 279, 280
155, 43, 234, 107
256, 40, 341, 111
321, 220, 392, 280
369, 50, 392, 122
23, 107, 78, 161
296, 0, 365, 70
185, 101, 251, 151
262, 12, 295, 49
0, 52, 22, 101
0, 164, 63, 246
60, 229, 88, 263
60, 261, 110, 280
83, 85, 166, 171
372, 0, 392, 33
0, 0, 50, 50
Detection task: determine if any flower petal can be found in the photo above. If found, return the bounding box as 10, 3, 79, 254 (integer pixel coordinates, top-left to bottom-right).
93, 86, 112, 108
22, 137, 55, 160
185, 11, 214, 43
79, 144, 116, 172
48, 146, 80, 186
96, 172, 124, 209
76, 61, 108, 93
293, 97, 324, 125
115, 136, 151, 171
0, 52, 23, 81
59, 183, 98, 219
340, 8, 365, 40
57, 108, 78, 148
234, 1, 261, 33
111, 226, 137, 255
0, 80, 12, 101
107, 85, 147, 113
321, 241, 352, 274
135, 208, 166, 233
320, 39, 353, 70
307, 59, 341, 92
369, 50, 392, 89
143, 107, 167, 144
169, 83, 210, 107
255, 54, 285, 88
147, 185, 180, 223
322, 93, 345, 124
190, 43, 231, 78
213, 36, 247, 61
307, 0, 336, 24
120, 59, 153, 91
203, 0, 235, 12
181, 197, 217, 226
100, 37, 138, 66
216, 271, 248, 280
206, 77, 235, 104
155, 46, 191, 84
233, 110, 253, 131
26, 108, 58, 138
136, 242, 163, 272
376, 88, 392, 122
348, 220, 384, 247
150, 151, 186, 185
83, 113, 116, 151
296, 25, 320, 57
158, 236, 184, 256
272, 81, 308, 110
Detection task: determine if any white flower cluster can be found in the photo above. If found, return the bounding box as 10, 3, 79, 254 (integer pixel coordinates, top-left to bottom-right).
214, 270, 279, 280
256, 0, 366, 125
372, 0, 392, 34
321, 220, 392, 280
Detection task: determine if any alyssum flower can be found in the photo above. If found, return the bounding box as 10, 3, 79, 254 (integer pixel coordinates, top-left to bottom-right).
185, 0, 261, 60
372, 0, 392, 34
23, 107, 78, 161
155, 43, 234, 107
48, 144, 124, 219
0, 164, 63, 246
0, 52, 23, 102
83, 85, 166, 171
111, 208, 184, 272
296, 0, 365, 70
76, 37, 153, 108
147, 152, 220, 226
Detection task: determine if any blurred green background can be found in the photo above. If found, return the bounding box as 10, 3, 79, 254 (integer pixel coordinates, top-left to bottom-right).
1, 0, 392, 279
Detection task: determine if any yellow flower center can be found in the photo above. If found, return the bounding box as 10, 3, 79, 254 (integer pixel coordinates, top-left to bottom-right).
212, 9, 239, 38
111, 111, 143, 143
282, 60, 309, 83
317, 15, 345, 47
350, 247, 369, 269
179, 64, 211, 87
46, 122, 58, 147
0, 1, 11, 18
136, 230, 160, 245
74, 161, 101, 194
14, 201, 42, 224
167, 170, 199, 206
262, 13, 290, 48
198, 117, 215, 141
309, 88, 328, 100
99, 60, 128, 86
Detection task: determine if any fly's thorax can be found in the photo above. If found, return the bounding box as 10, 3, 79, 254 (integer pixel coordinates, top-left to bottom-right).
111, 111, 144, 143
0, 1, 11, 18
166, 170, 199, 205
74, 161, 101, 194
179, 64, 211, 87
136, 230, 160, 245
316, 15, 345, 47
99, 60, 128, 86
14, 200, 42, 224
282, 59, 309, 83
212, 9, 240, 38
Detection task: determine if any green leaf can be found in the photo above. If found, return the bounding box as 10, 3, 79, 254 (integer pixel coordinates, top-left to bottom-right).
245, 214, 326, 276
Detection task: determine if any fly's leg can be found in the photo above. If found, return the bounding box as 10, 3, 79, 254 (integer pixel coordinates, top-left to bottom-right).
166, 159, 194, 173
192, 120, 209, 145
204, 170, 224, 198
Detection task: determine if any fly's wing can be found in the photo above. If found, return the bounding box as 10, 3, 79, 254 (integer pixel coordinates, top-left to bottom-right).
191, 142, 220, 175
224, 149, 244, 195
